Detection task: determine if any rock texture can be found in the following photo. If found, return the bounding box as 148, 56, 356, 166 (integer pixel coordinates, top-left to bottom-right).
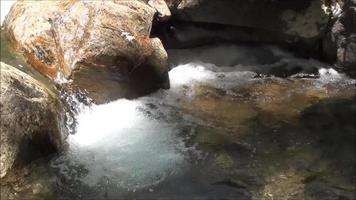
4, 0, 170, 103
148, 0, 171, 20
161, 0, 355, 75
173, 0, 328, 38
322, 0, 356, 76
160, 0, 329, 52
0, 62, 64, 178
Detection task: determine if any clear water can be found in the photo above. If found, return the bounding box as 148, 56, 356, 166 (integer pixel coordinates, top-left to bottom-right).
1, 42, 355, 199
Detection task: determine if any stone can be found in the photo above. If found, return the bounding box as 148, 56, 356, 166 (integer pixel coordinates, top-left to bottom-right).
322, 0, 356, 77
161, 0, 328, 53
180, 85, 257, 128
4, 0, 170, 103
0, 62, 65, 178
148, 0, 171, 20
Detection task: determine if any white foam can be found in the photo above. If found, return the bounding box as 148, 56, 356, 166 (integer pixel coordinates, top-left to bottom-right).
53, 99, 189, 189
121, 31, 135, 42
168, 62, 214, 87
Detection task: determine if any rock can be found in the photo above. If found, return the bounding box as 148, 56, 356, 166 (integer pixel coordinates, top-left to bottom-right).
301, 97, 356, 137
4, 0, 169, 103
180, 85, 258, 128
0, 62, 64, 178
161, 0, 328, 54
148, 0, 171, 20
172, 0, 328, 39
322, 0, 356, 77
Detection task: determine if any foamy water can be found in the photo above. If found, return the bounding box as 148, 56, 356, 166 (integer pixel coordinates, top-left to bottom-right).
51, 98, 191, 189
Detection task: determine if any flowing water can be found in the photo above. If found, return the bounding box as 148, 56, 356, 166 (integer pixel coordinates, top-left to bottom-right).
1, 27, 356, 199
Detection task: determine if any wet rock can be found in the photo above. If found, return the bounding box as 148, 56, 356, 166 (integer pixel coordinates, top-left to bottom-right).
195, 126, 234, 147
0, 62, 64, 178
181, 85, 258, 128
301, 97, 356, 137
212, 179, 247, 189
305, 181, 355, 200
161, 0, 328, 54
213, 151, 235, 170
4, 0, 169, 103
246, 79, 355, 125
262, 169, 306, 200
322, 0, 356, 77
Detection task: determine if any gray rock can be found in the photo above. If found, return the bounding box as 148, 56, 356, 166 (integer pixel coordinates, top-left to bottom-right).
0, 62, 65, 178
322, 0, 356, 76
169, 0, 328, 39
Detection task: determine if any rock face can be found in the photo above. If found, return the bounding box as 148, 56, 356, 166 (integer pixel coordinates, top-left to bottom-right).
160, 0, 329, 53
173, 0, 328, 38
0, 62, 64, 178
161, 0, 355, 75
4, 0, 170, 103
322, 0, 356, 77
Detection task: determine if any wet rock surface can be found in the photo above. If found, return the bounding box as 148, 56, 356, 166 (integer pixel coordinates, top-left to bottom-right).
0, 62, 65, 179
322, 0, 356, 77
4, 0, 169, 103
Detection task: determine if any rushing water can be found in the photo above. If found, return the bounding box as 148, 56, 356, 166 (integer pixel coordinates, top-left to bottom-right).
1, 41, 355, 199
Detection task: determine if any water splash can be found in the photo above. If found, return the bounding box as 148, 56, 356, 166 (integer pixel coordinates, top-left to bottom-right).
51, 97, 194, 191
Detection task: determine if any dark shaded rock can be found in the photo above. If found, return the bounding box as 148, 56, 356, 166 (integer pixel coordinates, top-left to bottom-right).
322, 0, 356, 77
305, 181, 355, 200
301, 97, 356, 137
158, 0, 328, 56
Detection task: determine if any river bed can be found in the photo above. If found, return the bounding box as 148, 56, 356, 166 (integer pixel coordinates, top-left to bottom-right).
1, 41, 355, 200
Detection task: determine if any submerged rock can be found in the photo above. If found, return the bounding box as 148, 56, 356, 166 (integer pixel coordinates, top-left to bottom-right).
0, 62, 64, 178
180, 85, 258, 128
4, 0, 169, 103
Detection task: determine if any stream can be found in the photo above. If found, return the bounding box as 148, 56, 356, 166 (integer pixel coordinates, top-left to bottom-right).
1, 35, 355, 199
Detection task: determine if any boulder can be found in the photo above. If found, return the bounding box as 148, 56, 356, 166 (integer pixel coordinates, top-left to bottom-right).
0, 62, 64, 178
161, 0, 329, 53
4, 0, 170, 103
322, 0, 356, 77
170, 0, 328, 38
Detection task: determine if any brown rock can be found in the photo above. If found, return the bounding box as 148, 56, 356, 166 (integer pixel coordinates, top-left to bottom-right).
4, 0, 169, 103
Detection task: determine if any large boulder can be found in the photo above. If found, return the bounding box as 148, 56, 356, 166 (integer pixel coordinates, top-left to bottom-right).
4, 0, 170, 103
161, 0, 355, 76
173, 0, 328, 37
160, 0, 329, 53
0, 62, 65, 178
